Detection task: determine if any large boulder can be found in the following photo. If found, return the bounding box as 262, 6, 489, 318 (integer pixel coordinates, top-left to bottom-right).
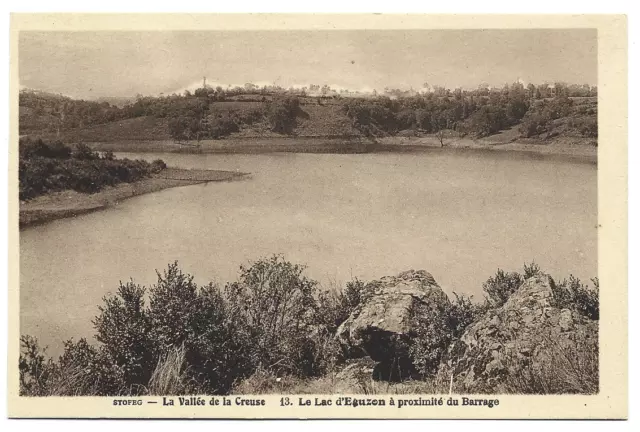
336, 269, 451, 380
440, 274, 598, 393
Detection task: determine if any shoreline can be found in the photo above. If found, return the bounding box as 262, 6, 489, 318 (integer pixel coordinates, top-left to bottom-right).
19, 168, 249, 229
84, 135, 597, 163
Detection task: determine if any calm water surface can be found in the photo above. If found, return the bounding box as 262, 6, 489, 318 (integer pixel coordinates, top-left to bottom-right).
20, 150, 597, 354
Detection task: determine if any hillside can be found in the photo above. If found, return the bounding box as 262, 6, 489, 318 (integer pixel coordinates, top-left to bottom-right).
41, 116, 172, 142
19, 88, 597, 157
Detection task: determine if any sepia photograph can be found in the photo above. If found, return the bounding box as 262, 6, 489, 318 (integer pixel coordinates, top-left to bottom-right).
7, 13, 628, 419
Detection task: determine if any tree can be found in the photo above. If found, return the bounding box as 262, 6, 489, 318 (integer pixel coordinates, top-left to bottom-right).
435, 129, 446, 147
267, 96, 300, 134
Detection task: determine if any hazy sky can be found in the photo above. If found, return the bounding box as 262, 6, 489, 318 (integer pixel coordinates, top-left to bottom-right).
19, 29, 597, 99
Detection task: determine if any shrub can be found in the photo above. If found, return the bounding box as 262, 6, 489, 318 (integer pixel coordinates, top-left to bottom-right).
579, 117, 598, 138
267, 96, 300, 134
446, 292, 488, 338
209, 115, 239, 139
150, 159, 167, 172
19, 259, 600, 396
409, 303, 453, 377
550, 275, 599, 320
523, 261, 542, 279
225, 255, 320, 376
146, 263, 248, 393
410, 292, 487, 378
169, 280, 250, 393
54, 338, 124, 396
315, 277, 375, 334
148, 263, 200, 352
344, 277, 374, 308
468, 105, 507, 137
72, 143, 99, 160
316, 288, 350, 334
519, 112, 550, 137
482, 269, 524, 307
92, 281, 155, 390
18, 138, 165, 200
19, 336, 55, 396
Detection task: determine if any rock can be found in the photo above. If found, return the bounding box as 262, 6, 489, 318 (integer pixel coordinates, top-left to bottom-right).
440, 274, 598, 393
559, 309, 574, 332
336, 269, 450, 380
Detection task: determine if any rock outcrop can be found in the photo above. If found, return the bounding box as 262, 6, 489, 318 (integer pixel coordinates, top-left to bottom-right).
336, 269, 450, 380
440, 274, 598, 393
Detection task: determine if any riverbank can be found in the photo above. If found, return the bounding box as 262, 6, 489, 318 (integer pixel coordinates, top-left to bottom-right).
84, 134, 597, 162
375, 135, 598, 163
19, 168, 248, 228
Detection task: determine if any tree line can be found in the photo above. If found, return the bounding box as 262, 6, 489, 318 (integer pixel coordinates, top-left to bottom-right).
20, 81, 597, 141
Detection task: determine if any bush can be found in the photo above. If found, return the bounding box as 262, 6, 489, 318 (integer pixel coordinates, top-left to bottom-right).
19, 336, 55, 396
523, 261, 542, 279
519, 112, 550, 137
148, 263, 248, 393
21, 258, 342, 396
19, 258, 601, 396
18, 138, 165, 200
446, 292, 488, 337
92, 281, 155, 390
72, 143, 99, 160
267, 96, 300, 134
409, 292, 487, 378
209, 115, 239, 139
468, 105, 507, 137
482, 269, 524, 307
151, 159, 167, 172
550, 275, 599, 320
225, 255, 320, 376
54, 338, 125, 396
409, 304, 453, 377
316, 277, 374, 334
579, 117, 598, 138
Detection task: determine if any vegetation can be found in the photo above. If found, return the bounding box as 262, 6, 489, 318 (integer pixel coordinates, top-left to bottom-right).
518, 95, 597, 138
499, 333, 599, 394
550, 275, 600, 320
19, 257, 598, 396
19, 138, 166, 200
20, 81, 597, 144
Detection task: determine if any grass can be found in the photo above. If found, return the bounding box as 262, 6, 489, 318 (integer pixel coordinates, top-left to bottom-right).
230, 332, 598, 396
231, 368, 452, 395
498, 333, 599, 395
148, 345, 194, 395
40, 116, 171, 142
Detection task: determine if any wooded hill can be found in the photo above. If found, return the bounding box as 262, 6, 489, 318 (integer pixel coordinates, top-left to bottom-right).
19, 83, 597, 144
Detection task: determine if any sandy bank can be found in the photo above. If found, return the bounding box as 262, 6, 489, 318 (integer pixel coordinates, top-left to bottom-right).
19, 168, 249, 228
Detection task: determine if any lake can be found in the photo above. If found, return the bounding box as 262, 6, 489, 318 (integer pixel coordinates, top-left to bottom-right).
20, 150, 597, 355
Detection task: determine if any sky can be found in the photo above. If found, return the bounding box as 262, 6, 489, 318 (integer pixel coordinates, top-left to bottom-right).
19, 29, 597, 99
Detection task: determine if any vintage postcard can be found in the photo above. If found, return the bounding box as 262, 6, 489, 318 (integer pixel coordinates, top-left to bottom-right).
7, 14, 627, 419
